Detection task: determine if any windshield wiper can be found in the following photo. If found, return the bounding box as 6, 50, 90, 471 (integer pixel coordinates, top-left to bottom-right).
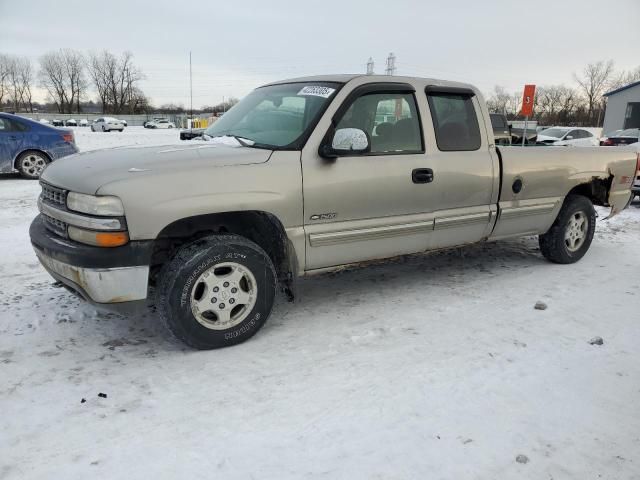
204, 134, 275, 150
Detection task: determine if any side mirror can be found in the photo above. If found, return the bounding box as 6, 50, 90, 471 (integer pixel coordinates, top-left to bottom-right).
320, 128, 370, 159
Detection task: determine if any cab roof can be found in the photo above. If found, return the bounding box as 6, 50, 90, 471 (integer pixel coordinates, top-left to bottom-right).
264, 74, 478, 93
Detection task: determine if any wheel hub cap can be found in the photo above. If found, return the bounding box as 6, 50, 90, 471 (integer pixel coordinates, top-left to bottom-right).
565, 212, 587, 252
190, 262, 257, 330
22, 154, 46, 176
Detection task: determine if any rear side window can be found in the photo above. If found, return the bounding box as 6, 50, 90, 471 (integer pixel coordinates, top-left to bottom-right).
427, 92, 481, 151
0, 117, 27, 132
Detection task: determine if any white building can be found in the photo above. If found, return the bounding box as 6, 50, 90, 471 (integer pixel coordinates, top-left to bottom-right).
602, 81, 640, 134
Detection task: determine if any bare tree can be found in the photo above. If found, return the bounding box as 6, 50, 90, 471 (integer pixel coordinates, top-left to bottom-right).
18, 58, 34, 112
62, 49, 87, 113
0, 53, 10, 107
87, 50, 145, 114
39, 50, 70, 113
38, 49, 87, 113
4, 56, 34, 112
574, 60, 614, 125
486, 86, 512, 114
608, 66, 640, 91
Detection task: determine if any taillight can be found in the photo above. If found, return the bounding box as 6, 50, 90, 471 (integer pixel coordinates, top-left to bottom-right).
61, 133, 74, 143
601, 138, 614, 146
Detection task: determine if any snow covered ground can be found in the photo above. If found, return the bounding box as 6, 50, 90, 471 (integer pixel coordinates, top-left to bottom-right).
1, 130, 640, 479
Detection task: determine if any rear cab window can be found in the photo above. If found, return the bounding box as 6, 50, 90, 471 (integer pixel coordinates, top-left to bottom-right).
426, 89, 481, 151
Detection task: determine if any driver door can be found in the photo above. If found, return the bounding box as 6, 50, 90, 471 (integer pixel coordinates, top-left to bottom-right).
301, 83, 438, 270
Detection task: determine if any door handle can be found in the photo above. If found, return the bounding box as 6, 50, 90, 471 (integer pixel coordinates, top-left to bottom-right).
412, 168, 434, 184
8, 136, 18, 141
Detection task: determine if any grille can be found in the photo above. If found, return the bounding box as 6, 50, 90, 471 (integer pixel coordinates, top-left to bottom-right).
42, 213, 67, 237
40, 182, 66, 207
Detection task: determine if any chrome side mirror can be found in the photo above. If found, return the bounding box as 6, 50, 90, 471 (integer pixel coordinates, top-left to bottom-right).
332, 128, 369, 152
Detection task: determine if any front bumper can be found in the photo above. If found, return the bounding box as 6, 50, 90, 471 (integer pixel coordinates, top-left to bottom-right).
30, 215, 153, 307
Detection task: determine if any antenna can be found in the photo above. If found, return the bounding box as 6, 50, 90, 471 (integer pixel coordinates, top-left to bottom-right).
366, 57, 374, 75
189, 51, 193, 126
385, 52, 396, 76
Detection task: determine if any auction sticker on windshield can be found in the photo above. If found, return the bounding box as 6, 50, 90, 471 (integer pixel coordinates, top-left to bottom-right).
298, 86, 336, 98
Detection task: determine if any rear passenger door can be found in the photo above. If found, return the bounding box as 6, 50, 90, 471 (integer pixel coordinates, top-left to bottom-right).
422, 87, 498, 249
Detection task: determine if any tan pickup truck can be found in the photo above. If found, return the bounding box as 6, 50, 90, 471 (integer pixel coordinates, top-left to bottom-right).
30, 75, 639, 349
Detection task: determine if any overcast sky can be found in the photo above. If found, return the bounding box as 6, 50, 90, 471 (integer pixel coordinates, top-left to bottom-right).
1, 0, 639, 108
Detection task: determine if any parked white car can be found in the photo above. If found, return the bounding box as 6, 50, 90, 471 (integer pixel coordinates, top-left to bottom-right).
537, 127, 599, 147
65, 118, 78, 127
79, 119, 89, 127
149, 119, 175, 129
91, 117, 125, 132
119, 119, 128, 127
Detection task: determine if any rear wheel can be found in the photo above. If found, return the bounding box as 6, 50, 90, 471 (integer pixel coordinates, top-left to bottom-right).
17, 151, 49, 179
539, 194, 596, 264
157, 234, 277, 349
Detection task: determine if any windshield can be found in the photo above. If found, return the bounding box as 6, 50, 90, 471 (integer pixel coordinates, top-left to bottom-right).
204, 82, 341, 148
538, 128, 568, 138
619, 128, 640, 138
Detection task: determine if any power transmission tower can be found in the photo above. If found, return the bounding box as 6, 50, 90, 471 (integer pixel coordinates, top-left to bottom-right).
366, 57, 374, 75
385, 52, 396, 76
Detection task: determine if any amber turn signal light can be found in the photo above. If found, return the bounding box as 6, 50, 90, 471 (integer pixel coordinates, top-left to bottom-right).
68, 226, 129, 247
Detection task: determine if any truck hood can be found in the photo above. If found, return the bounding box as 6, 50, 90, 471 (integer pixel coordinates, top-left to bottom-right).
40, 143, 273, 194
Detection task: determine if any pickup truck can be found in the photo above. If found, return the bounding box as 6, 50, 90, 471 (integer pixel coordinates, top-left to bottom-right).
30, 74, 639, 349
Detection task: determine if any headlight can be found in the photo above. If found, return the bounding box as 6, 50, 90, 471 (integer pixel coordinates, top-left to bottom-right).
67, 192, 125, 216
68, 226, 129, 247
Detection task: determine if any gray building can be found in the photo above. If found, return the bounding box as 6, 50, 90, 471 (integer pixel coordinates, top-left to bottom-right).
602, 81, 640, 134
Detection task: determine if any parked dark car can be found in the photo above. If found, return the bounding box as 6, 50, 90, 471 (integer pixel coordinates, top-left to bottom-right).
0, 113, 78, 179
180, 128, 205, 140
600, 128, 640, 146
489, 113, 511, 145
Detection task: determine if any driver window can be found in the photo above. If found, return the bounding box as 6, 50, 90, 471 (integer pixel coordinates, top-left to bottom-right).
335, 92, 423, 154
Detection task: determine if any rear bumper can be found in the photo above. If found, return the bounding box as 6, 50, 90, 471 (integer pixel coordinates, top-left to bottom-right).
48, 142, 79, 161
30, 215, 153, 308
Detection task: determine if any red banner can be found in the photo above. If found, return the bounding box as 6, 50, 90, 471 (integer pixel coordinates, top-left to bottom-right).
520, 84, 536, 117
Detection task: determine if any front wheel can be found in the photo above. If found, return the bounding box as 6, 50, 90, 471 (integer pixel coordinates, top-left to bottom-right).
539, 194, 596, 264
157, 235, 277, 349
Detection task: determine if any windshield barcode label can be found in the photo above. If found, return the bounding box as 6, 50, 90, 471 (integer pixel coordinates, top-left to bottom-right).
297, 86, 336, 98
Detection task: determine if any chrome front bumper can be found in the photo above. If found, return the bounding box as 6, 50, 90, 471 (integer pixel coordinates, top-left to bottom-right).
35, 249, 149, 304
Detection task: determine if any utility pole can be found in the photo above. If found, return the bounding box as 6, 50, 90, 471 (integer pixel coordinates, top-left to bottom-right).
189, 51, 193, 128
385, 52, 396, 76
366, 57, 374, 75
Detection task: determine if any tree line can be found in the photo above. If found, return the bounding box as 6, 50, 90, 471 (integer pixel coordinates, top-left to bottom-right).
0, 49, 150, 114
486, 60, 640, 127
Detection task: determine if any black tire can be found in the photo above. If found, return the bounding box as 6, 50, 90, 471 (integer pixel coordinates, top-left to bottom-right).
539, 194, 596, 264
157, 234, 277, 349
16, 150, 50, 179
